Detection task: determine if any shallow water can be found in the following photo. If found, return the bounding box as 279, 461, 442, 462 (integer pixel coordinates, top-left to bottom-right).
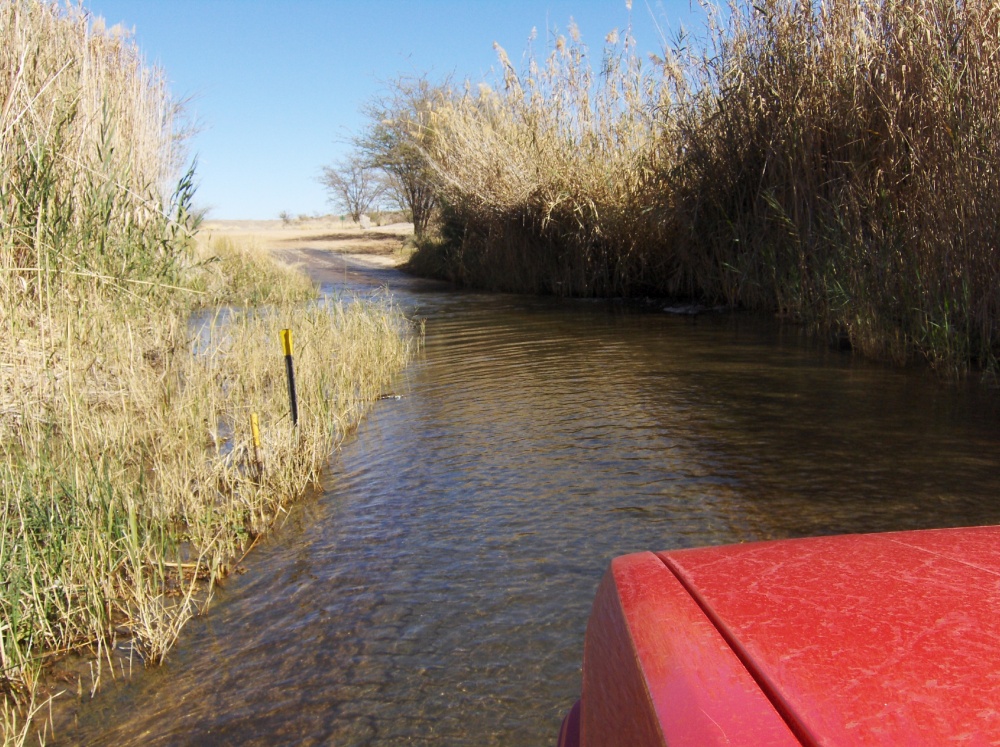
56, 257, 1000, 745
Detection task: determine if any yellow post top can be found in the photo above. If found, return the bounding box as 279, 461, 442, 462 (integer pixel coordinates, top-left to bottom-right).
280, 328, 293, 356
250, 412, 261, 448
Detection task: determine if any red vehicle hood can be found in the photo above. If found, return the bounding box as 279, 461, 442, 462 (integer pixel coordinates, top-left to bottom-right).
659, 526, 1000, 744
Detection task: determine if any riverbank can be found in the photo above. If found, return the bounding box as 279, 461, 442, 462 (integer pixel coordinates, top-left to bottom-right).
0, 7, 416, 733
2, 233, 415, 745
411, 0, 1000, 376
0, 4, 420, 741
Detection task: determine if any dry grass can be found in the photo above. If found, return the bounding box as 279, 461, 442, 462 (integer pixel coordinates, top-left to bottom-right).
201, 219, 416, 259
0, 0, 184, 292
1, 243, 414, 742
419, 0, 1000, 373
0, 3, 415, 743
669, 0, 1000, 371
191, 235, 318, 304
425, 22, 676, 295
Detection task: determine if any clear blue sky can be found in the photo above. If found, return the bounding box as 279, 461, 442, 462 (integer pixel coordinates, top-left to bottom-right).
85, 1, 706, 219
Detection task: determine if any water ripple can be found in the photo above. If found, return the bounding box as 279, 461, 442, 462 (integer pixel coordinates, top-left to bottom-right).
59, 286, 1000, 746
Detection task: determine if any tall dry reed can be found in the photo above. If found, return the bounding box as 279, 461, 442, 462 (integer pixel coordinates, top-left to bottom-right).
425, 21, 677, 296
419, 0, 1000, 372
0, 0, 185, 297
0, 3, 416, 744
671, 0, 1000, 369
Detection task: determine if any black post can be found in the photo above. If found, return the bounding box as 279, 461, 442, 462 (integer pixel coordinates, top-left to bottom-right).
281, 329, 298, 426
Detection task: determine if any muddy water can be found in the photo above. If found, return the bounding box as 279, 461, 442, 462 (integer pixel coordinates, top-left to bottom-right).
57, 254, 1000, 745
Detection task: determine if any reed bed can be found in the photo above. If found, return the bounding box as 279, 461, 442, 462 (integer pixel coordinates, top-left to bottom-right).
425, 22, 677, 296
0, 0, 184, 294
1, 3, 414, 743
420, 0, 1000, 373
674, 0, 1000, 369
1, 240, 414, 743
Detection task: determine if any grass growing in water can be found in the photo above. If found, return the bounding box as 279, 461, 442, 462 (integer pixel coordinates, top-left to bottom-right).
417, 0, 1000, 374
2, 237, 414, 743
0, 2, 415, 742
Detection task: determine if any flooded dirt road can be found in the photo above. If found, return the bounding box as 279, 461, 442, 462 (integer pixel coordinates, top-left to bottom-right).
58, 252, 1000, 745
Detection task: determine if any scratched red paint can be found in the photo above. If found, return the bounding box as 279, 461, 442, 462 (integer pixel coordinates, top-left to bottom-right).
561, 526, 1000, 746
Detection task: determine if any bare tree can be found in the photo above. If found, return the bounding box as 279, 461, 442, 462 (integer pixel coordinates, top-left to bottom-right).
319, 156, 385, 224
355, 76, 449, 239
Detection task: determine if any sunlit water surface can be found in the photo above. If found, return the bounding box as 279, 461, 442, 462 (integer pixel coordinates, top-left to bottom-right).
55, 255, 1000, 745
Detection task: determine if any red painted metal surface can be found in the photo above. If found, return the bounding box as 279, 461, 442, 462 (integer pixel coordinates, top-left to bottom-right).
579, 552, 801, 746
660, 525, 1000, 745
557, 700, 581, 747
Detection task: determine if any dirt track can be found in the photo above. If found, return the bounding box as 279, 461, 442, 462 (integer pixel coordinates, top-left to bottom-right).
201, 218, 414, 269
201, 218, 418, 290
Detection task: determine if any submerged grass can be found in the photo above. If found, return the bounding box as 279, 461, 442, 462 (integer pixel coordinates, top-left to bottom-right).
417, 0, 1000, 375
0, 2, 415, 742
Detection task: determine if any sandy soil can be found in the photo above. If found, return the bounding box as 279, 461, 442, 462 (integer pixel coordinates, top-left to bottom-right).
201, 218, 415, 269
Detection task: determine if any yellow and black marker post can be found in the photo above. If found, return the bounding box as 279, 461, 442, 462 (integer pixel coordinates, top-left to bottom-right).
281, 329, 298, 427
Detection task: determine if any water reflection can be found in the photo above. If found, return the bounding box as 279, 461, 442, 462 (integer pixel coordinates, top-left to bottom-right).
55, 259, 1000, 745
